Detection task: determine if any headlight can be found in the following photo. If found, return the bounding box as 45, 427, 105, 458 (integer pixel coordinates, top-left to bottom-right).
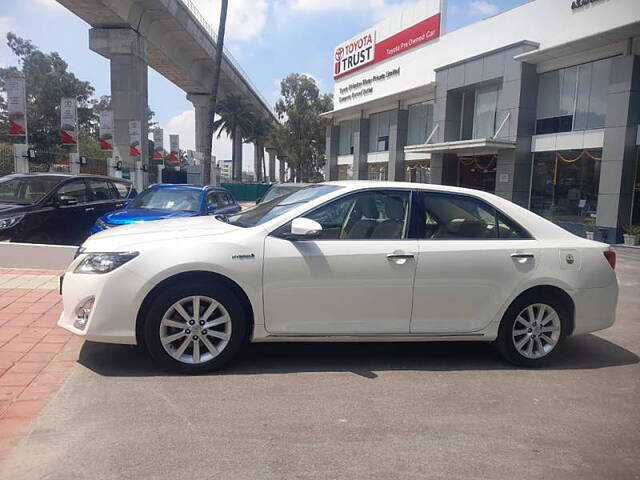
74, 251, 138, 274
0, 215, 24, 229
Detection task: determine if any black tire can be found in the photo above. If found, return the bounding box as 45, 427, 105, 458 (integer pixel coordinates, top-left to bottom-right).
143, 281, 248, 374
495, 294, 568, 367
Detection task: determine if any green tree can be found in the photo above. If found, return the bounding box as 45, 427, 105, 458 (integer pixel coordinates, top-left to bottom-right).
0, 33, 95, 150
274, 74, 333, 182
213, 94, 256, 181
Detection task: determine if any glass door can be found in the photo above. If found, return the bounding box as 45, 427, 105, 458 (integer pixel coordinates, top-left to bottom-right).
458, 156, 497, 193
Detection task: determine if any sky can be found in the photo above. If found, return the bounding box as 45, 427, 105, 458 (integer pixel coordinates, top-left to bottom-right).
0, 0, 529, 172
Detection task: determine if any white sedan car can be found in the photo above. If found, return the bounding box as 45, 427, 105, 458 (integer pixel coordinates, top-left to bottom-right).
59, 182, 618, 373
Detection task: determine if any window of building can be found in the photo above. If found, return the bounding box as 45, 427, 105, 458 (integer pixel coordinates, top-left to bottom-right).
338, 119, 356, 155
368, 164, 388, 181
529, 149, 602, 233
536, 57, 612, 135
407, 101, 434, 145
473, 84, 501, 139
368, 110, 392, 152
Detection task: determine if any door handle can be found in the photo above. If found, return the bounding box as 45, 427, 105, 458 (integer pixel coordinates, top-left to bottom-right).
386, 253, 415, 260
511, 253, 534, 260
84, 207, 95, 212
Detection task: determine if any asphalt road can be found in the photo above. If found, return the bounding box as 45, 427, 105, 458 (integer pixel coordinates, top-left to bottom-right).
2, 249, 639, 480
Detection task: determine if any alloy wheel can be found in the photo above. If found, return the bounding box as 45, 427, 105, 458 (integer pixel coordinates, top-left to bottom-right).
159, 295, 232, 364
511, 303, 561, 359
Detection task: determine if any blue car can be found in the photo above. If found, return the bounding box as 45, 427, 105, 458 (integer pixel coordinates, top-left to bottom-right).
91, 184, 240, 233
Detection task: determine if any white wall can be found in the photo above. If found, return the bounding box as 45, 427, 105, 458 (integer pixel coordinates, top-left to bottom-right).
334, 0, 640, 112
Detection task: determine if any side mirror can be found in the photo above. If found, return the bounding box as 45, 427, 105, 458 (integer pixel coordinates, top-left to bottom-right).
255, 196, 263, 205
58, 195, 78, 207
284, 218, 322, 240
207, 204, 217, 215
122, 200, 131, 208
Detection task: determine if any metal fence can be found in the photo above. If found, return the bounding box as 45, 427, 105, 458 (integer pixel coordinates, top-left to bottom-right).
0, 145, 108, 177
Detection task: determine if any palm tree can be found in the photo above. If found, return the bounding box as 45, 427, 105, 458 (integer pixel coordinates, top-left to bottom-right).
213, 94, 256, 181
245, 115, 273, 182
203, 0, 228, 185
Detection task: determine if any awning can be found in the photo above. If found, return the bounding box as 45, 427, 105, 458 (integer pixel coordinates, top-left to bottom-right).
404, 138, 515, 156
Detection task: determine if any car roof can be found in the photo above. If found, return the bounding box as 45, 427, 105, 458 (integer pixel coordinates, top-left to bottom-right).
148, 184, 228, 192
2, 173, 132, 183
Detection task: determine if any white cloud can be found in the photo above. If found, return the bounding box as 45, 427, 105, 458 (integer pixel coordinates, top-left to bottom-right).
288, 0, 418, 21
191, 0, 269, 43
164, 109, 256, 172
33, 0, 66, 11
468, 1, 499, 16
0, 17, 15, 67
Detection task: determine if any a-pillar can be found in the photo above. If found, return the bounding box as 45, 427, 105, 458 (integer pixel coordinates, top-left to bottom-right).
596, 54, 640, 243
266, 149, 277, 182
233, 126, 243, 181
90, 28, 148, 190
186, 94, 210, 157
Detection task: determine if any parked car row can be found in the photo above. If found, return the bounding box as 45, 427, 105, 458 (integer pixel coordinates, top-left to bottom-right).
0, 173, 241, 245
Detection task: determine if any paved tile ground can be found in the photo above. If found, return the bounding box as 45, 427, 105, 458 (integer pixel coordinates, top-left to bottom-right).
0, 269, 82, 460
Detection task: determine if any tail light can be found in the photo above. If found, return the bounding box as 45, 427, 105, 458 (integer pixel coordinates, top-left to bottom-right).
603, 250, 616, 270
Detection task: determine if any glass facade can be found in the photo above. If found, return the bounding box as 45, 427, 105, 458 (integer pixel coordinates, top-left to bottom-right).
458, 156, 497, 193
368, 110, 392, 152
633, 149, 640, 226
473, 84, 501, 139
530, 149, 602, 233
338, 119, 356, 156
407, 101, 434, 145
368, 164, 388, 181
536, 57, 612, 135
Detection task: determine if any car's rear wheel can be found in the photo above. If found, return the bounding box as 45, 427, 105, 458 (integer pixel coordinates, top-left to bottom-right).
496, 295, 566, 367
143, 282, 247, 373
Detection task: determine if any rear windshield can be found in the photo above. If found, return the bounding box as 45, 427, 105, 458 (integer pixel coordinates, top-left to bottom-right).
0, 176, 63, 204
129, 188, 203, 212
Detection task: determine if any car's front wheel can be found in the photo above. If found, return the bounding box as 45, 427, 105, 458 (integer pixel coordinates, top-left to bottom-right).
496, 295, 566, 367
143, 282, 248, 373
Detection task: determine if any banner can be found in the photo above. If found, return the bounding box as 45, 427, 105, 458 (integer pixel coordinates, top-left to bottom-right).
152, 128, 164, 161
168, 134, 179, 163
60, 98, 77, 145
6, 77, 27, 136
99, 111, 114, 151
128, 120, 141, 158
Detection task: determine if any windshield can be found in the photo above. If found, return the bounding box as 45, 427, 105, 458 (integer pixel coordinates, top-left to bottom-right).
0, 176, 63, 204
129, 188, 203, 212
227, 185, 342, 227
262, 185, 302, 203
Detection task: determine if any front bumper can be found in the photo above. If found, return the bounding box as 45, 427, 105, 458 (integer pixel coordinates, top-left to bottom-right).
57, 263, 147, 345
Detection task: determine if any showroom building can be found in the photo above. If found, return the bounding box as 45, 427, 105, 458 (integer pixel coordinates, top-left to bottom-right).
323, 0, 640, 241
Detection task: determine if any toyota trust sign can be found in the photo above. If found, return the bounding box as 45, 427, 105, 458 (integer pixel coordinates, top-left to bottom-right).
334, 28, 376, 78
333, 0, 442, 80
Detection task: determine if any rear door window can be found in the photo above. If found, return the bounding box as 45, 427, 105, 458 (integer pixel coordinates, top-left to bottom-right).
88, 179, 113, 202
110, 181, 131, 199
417, 192, 530, 240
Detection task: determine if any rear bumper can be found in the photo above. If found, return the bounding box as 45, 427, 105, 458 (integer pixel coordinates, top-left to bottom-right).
571, 282, 618, 335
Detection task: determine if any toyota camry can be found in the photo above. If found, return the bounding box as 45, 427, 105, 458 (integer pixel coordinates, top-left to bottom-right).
58, 182, 618, 373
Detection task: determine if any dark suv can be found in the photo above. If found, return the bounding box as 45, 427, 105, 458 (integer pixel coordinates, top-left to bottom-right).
0, 173, 136, 245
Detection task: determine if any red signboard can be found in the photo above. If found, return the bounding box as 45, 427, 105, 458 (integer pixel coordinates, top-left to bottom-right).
334, 13, 441, 80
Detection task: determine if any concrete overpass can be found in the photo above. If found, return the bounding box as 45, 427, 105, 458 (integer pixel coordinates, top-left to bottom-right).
56, 0, 282, 185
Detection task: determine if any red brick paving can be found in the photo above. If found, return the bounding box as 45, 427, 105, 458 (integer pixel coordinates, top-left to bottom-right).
0, 270, 83, 461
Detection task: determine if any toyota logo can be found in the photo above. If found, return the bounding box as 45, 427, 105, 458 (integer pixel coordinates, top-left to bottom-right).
335, 47, 344, 61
